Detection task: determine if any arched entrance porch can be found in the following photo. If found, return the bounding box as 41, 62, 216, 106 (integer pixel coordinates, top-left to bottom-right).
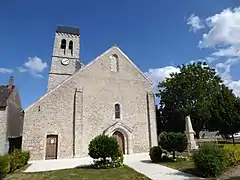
103, 121, 133, 154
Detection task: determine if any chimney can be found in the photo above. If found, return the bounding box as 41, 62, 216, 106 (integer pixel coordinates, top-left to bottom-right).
8, 76, 14, 89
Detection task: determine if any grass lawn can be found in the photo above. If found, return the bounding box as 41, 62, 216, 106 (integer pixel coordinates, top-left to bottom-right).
158, 143, 240, 178
158, 157, 202, 177
4, 165, 149, 180
221, 143, 240, 148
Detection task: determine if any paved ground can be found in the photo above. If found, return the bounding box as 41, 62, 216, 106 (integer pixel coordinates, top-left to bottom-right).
26, 157, 93, 172
124, 153, 203, 180
25, 153, 203, 180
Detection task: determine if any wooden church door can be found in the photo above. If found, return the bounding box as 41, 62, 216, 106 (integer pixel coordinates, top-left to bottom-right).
113, 131, 125, 154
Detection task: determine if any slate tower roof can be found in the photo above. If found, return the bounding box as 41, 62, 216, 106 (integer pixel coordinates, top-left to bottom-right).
56, 26, 80, 35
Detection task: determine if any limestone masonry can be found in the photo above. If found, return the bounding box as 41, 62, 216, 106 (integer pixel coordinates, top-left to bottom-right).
22, 26, 157, 160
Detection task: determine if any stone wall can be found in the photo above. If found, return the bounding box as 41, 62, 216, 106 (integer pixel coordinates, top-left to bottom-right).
47, 32, 80, 91
22, 47, 157, 160
146, 92, 158, 148
0, 107, 8, 155
48, 73, 71, 91
22, 84, 75, 160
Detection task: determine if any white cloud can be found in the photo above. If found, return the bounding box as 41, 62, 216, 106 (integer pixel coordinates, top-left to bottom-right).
215, 58, 240, 83
199, 7, 240, 49
145, 66, 180, 92
228, 80, 240, 96
19, 56, 48, 78
0, 68, 13, 74
205, 56, 216, 63
187, 14, 205, 32
187, 7, 240, 97
148, 7, 240, 99
17, 67, 28, 73
212, 45, 240, 57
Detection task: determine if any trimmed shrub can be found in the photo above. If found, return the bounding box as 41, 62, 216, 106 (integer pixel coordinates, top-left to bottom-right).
9, 153, 19, 172
193, 143, 227, 178
158, 132, 188, 159
0, 155, 10, 179
88, 135, 123, 168
223, 145, 240, 166
149, 146, 162, 163
9, 150, 30, 173
21, 151, 30, 165
118, 149, 124, 164
111, 148, 124, 168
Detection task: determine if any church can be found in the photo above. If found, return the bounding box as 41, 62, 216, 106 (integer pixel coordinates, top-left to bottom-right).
22, 26, 157, 160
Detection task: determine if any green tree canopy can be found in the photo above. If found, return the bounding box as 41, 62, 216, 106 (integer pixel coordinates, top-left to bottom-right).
157, 61, 223, 138
88, 135, 119, 161
159, 132, 188, 159
207, 85, 240, 144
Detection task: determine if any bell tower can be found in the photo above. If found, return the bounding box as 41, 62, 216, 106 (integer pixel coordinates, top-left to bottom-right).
47, 26, 81, 91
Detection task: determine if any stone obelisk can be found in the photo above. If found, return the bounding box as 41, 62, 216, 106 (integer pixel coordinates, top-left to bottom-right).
185, 116, 198, 152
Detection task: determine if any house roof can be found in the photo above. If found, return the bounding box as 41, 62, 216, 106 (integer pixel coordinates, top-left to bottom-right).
56, 26, 80, 35
0, 85, 14, 108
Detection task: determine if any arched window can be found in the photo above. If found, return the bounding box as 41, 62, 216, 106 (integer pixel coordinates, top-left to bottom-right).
115, 103, 120, 119
69, 41, 73, 56
60, 39, 66, 54
111, 54, 119, 72
60, 39, 66, 49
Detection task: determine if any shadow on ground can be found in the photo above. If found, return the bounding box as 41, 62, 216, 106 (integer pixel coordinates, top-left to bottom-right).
75, 164, 93, 169
140, 160, 152, 163
168, 170, 203, 180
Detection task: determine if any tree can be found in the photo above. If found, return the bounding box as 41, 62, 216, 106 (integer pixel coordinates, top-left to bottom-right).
159, 132, 188, 159
207, 85, 240, 145
157, 61, 222, 138
156, 104, 167, 135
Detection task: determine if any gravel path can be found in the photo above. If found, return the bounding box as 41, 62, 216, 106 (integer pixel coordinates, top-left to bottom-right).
217, 165, 240, 180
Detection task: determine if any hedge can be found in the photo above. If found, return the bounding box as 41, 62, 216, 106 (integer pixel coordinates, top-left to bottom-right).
193, 143, 228, 178
0, 155, 10, 179
149, 146, 163, 163
223, 145, 240, 166
0, 150, 30, 179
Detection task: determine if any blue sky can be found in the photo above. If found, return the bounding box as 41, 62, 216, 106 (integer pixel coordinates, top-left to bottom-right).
0, 0, 240, 108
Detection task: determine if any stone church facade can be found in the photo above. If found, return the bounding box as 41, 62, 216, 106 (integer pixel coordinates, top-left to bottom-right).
22, 26, 157, 161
